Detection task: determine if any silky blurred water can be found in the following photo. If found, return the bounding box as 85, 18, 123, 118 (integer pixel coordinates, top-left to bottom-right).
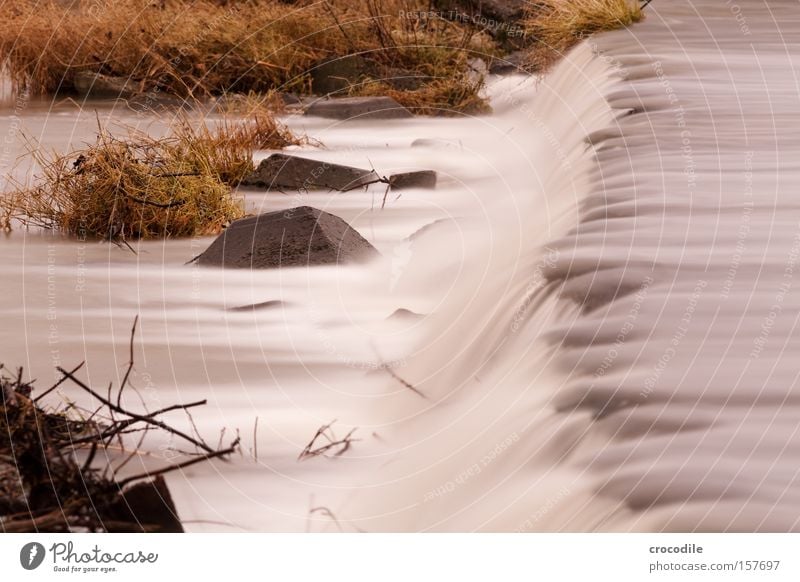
4, 0, 796, 534
0, 74, 548, 531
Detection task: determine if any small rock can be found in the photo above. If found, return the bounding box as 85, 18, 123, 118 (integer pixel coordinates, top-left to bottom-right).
305, 96, 413, 120
431, 0, 528, 48
489, 51, 532, 75
227, 300, 286, 312
241, 153, 380, 191
107, 476, 183, 533
73, 71, 139, 99
389, 170, 437, 190
280, 92, 302, 105
383, 68, 429, 91
467, 57, 489, 83
197, 206, 379, 269
388, 308, 425, 321
411, 138, 462, 150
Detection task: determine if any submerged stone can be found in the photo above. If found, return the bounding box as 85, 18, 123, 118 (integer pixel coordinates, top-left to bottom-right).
389, 170, 438, 190
305, 96, 413, 120
196, 206, 379, 269
107, 476, 183, 533
73, 72, 139, 99
241, 153, 379, 191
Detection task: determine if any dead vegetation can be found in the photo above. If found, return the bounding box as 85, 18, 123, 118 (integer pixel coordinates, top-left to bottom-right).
298, 420, 358, 461
524, 0, 644, 70
0, 0, 497, 114
0, 110, 300, 240
0, 319, 239, 533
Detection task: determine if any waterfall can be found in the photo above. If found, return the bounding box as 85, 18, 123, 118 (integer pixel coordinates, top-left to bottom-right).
346, 0, 800, 533
341, 42, 628, 532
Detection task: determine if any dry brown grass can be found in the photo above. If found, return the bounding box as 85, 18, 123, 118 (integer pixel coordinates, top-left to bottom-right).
525, 0, 643, 69
0, 0, 497, 113
0, 110, 300, 240
354, 71, 488, 115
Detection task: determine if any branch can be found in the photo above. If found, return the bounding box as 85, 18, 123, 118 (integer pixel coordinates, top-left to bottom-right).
56, 367, 214, 454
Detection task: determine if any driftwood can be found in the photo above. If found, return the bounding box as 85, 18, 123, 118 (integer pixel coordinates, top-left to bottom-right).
0, 318, 239, 532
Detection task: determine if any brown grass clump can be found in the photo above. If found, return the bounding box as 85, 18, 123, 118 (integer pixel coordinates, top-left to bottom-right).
0, 0, 497, 114
525, 0, 643, 69
355, 70, 489, 116
0, 111, 300, 240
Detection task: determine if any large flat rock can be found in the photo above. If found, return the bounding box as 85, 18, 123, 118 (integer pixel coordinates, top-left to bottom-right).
73, 71, 139, 99
305, 96, 413, 120
241, 153, 380, 191
196, 206, 379, 269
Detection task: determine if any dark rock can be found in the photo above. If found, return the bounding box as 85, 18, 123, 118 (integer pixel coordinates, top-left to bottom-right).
197, 206, 379, 269
107, 476, 183, 533
311, 55, 374, 95
467, 57, 489, 83
431, 0, 528, 48
389, 170, 437, 190
435, 0, 527, 24
241, 153, 380, 191
73, 71, 139, 99
383, 68, 429, 91
488, 51, 532, 75
280, 92, 302, 105
227, 300, 287, 312
411, 138, 462, 150
388, 308, 425, 321
305, 96, 413, 120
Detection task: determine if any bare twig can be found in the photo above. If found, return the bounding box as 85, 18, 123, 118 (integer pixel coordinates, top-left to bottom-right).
117, 437, 240, 488
298, 420, 359, 461
56, 367, 214, 454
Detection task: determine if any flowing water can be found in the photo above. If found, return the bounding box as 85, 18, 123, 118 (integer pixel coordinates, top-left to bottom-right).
2, 0, 798, 532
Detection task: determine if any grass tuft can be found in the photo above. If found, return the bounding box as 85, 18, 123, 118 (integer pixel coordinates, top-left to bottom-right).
0, 111, 300, 240
525, 0, 643, 69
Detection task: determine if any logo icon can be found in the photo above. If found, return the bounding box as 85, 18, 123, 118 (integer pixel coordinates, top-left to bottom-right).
20, 542, 45, 570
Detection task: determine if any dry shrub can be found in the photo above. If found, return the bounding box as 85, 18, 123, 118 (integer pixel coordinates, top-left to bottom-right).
1, 111, 300, 240
0, 0, 497, 113
525, 0, 643, 69
0, 328, 239, 532
355, 72, 489, 116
